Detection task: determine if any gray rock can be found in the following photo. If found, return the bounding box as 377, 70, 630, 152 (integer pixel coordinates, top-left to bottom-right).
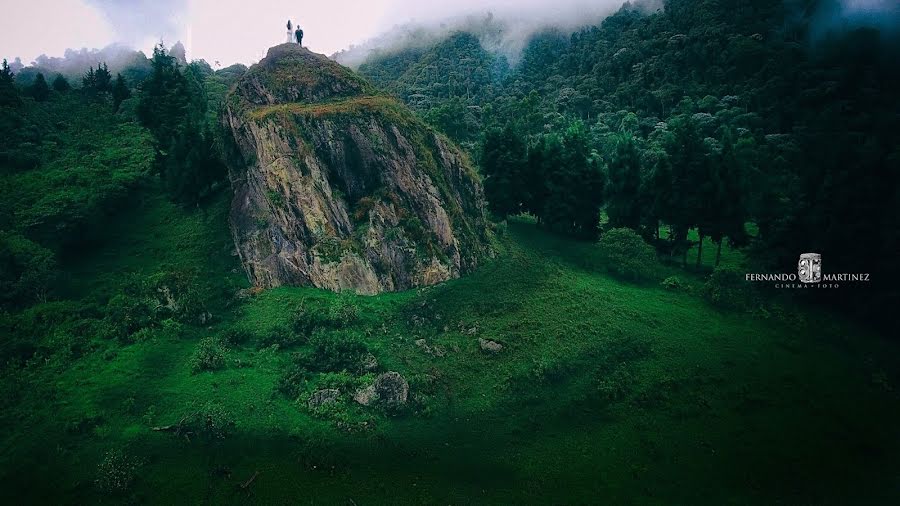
415, 338, 446, 357
222, 44, 491, 294
478, 338, 503, 353
307, 388, 341, 409
306, 388, 341, 409
353, 371, 409, 407
359, 353, 379, 372
352, 384, 377, 406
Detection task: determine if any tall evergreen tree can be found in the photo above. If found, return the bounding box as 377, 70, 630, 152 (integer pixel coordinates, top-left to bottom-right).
29, 73, 50, 102
664, 116, 706, 266
137, 44, 222, 204
481, 125, 527, 217
541, 122, 606, 237
82, 66, 96, 89
642, 145, 673, 243
52, 74, 71, 92
605, 133, 643, 231
94, 63, 112, 92
111, 73, 130, 112
708, 130, 749, 266
0, 59, 20, 106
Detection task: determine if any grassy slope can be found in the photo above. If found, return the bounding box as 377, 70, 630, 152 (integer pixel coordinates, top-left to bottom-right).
1, 189, 899, 505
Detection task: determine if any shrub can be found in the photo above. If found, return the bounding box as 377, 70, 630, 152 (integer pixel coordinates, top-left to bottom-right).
0, 232, 58, 308
145, 270, 206, 322
306, 330, 368, 372
703, 266, 754, 310
220, 326, 254, 346
661, 275, 685, 291
195, 401, 235, 440
106, 294, 154, 340
258, 324, 304, 348
288, 293, 360, 339
596, 228, 659, 281
190, 336, 227, 372
290, 302, 329, 336
276, 356, 310, 399
327, 292, 360, 326
596, 365, 634, 402
95, 449, 140, 494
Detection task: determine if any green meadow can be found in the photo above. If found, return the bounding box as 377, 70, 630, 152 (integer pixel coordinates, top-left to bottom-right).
2, 187, 898, 504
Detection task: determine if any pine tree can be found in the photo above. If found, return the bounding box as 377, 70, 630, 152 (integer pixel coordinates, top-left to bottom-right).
82, 66, 96, 89
0, 59, 20, 106
112, 74, 130, 112
642, 145, 673, 244
606, 133, 643, 231
52, 74, 71, 92
137, 44, 222, 204
664, 116, 706, 266
94, 63, 112, 92
481, 125, 527, 217
540, 122, 605, 237
29, 73, 50, 102
708, 130, 749, 266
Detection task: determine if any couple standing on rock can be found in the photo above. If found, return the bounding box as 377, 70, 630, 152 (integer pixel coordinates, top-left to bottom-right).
286, 20, 304, 46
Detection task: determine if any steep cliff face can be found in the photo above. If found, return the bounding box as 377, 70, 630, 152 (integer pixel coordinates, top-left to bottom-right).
223, 44, 491, 294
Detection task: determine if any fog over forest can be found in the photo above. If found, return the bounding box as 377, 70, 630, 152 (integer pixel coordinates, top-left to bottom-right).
2, 0, 897, 69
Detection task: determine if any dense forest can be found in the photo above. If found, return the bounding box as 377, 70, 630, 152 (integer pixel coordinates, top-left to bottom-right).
1, 0, 899, 503
357, 0, 900, 324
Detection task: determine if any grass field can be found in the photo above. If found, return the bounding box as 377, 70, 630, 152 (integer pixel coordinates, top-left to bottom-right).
1, 188, 899, 504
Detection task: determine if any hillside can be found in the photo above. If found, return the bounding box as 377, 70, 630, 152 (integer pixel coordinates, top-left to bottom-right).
1, 1, 899, 503
355, 0, 900, 323
2, 183, 899, 503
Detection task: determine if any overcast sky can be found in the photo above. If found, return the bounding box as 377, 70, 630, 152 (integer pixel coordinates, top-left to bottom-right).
2, 0, 897, 66
1, 0, 630, 65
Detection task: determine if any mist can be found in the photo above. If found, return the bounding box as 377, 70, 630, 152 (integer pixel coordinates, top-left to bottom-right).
2, 0, 649, 68
807, 0, 900, 40
334, 1, 659, 67
7, 0, 896, 72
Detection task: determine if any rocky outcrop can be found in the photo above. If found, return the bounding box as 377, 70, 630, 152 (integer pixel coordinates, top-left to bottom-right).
353, 371, 409, 407
222, 44, 491, 294
307, 388, 341, 409
478, 338, 503, 353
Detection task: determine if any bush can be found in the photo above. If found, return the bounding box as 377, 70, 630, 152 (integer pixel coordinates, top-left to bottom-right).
288, 294, 360, 340
327, 292, 360, 326
145, 270, 206, 322
661, 275, 685, 291
220, 326, 254, 346
703, 266, 754, 310
95, 449, 140, 494
106, 294, 154, 340
258, 324, 304, 349
190, 336, 227, 372
304, 330, 368, 373
596, 365, 634, 402
195, 401, 235, 440
276, 356, 310, 399
596, 228, 659, 281
0, 232, 57, 307
290, 302, 329, 336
